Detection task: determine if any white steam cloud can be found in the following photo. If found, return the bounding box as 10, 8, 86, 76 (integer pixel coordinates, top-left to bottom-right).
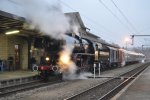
61, 44, 92, 80
9, 0, 70, 39
60, 44, 77, 80
63, 70, 93, 80
71, 25, 80, 36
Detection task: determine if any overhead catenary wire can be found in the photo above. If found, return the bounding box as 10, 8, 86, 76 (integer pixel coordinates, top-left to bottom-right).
58, 0, 115, 37
111, 0, 139, 34
98, 0, 134, 34
111, 0, 149, 44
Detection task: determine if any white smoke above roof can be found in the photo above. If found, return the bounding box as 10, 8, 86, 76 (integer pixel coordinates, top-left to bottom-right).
1, 0, 70, 39
0, 0, 87, 38
19, 0, 70, 39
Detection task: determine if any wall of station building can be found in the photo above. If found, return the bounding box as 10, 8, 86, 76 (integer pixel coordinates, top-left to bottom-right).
0, 34, 8, 59
0, 34, 29, 70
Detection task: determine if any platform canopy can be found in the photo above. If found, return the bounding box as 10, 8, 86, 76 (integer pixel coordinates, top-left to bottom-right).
0, 10, 40, 36
0, 10, 24, 33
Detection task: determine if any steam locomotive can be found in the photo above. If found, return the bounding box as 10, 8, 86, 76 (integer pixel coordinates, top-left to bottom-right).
34, 33, 95, 80
33, 33, 145, 80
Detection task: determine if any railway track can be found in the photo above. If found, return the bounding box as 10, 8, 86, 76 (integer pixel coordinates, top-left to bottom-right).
0, 77, 63, 98
64, 62, 150, 100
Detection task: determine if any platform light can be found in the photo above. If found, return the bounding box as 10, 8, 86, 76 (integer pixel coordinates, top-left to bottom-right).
5, 30, 20, 35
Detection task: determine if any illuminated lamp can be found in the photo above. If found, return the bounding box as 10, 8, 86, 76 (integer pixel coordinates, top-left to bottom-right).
45, 57, 50, 61
5, 30, 20, 35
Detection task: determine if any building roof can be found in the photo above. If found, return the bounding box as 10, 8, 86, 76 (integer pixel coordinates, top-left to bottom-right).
65, 12, 86, 30
0, 10, 25, 34
86, 31, 100, 38
0, 10, 88, 36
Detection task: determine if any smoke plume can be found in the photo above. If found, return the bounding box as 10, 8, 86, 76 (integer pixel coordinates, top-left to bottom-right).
59, 44, 92, 80
10, 0, 70, 39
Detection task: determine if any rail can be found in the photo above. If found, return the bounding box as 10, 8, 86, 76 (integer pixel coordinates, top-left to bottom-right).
0, 77, 63, 98
64, 62, 150, 100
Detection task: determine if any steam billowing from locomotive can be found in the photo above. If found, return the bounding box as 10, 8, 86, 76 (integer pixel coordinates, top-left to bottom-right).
58, 45, 77, 79
11, 0, 70, 39
11, 0, 85, 79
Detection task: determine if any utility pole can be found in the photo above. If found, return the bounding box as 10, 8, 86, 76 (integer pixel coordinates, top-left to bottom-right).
130, 35, 150, 45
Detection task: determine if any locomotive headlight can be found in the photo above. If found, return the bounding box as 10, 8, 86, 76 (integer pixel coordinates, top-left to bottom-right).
45, 57, 50, 61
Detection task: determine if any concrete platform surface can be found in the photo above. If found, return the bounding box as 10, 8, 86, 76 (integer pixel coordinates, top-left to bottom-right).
0, 70, 38, 81
117, 66, 150, 100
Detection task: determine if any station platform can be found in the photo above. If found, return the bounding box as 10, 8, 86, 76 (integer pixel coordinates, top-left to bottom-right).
116, 65, 150, 100
0, 70, 39, 87
0, 70, 38, 81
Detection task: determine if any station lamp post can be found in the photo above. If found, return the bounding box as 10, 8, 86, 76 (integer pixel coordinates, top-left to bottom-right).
130, 35, 150, 45
124, 37, 130, 49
